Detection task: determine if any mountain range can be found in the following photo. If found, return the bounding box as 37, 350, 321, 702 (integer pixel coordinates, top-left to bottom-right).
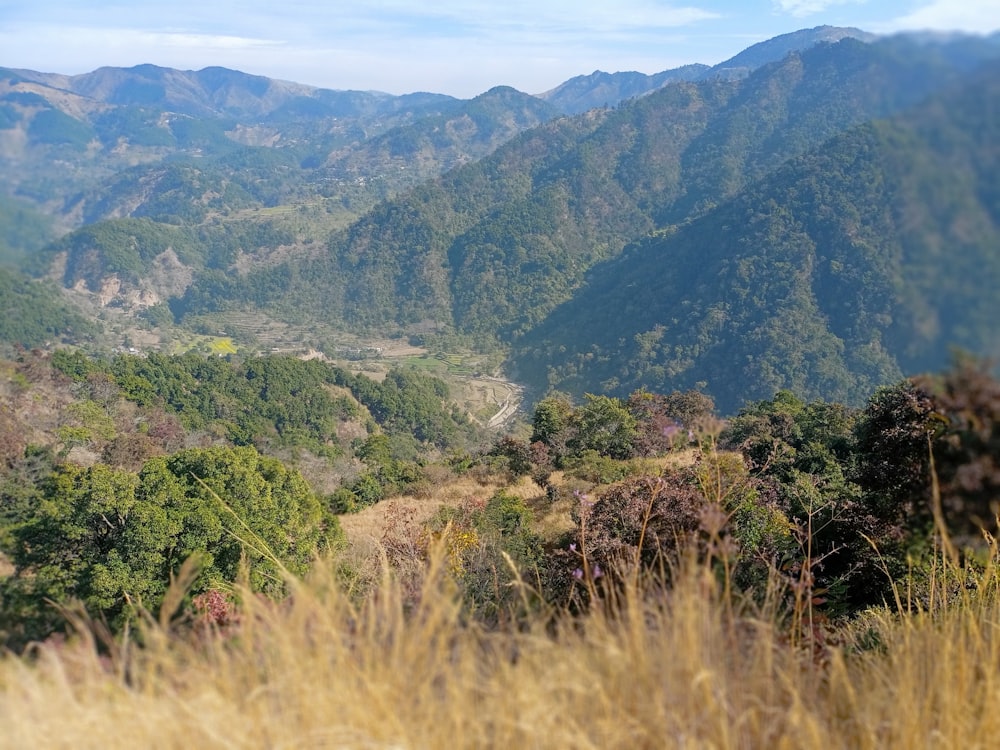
2, 26, 1000, 413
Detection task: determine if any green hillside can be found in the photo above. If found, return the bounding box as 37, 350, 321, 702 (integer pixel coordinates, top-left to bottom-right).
0, 267, 98, 347
509, 62, 1000, 413
0, 193, 55, 265
6, 32, 1000, 413
190, 35, 998, 352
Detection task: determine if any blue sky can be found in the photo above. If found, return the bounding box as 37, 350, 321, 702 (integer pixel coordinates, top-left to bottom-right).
1, 1, 998, 97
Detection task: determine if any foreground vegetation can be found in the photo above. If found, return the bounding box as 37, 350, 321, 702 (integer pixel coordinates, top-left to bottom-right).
2, 348, 1000, 745
2, 542, 1000, 748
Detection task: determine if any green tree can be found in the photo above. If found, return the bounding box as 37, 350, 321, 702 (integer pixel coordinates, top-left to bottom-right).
854, 379, 940, 527
1, 446, 333, 646
530, 394, 575, 464
572, 394, 638, 460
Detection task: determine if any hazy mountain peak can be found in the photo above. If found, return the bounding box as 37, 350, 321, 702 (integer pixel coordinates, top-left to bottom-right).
538, 26, 876, 115
537, 64, 710, 115
708, 25, 877, 78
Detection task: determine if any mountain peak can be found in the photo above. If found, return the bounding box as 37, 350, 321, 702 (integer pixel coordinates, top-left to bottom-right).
711, 25, 876, 74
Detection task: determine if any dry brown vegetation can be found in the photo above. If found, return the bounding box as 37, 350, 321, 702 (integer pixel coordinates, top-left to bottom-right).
2, 540, 1000, 749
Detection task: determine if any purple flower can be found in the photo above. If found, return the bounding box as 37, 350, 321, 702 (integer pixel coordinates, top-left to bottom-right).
568, 543, 577, 553
592, 564, 604, 580
572, 568, 584, 580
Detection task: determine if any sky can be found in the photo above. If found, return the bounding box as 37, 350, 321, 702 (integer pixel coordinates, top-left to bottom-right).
1, 1, 999, 98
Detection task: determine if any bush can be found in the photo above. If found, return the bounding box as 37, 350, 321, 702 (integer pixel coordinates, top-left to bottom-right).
426, 490, 542, 627
564, 449, 635, 484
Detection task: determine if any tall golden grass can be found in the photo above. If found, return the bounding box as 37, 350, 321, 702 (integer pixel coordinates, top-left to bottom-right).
2, 540, 1000, 750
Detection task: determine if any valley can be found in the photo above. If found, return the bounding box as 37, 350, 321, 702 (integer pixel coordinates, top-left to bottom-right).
2, 24, 1000, 745
4, 28, 998, 416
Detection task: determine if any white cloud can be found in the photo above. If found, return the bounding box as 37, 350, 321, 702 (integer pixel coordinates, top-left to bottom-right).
772, 0, 866, 18
0, 24, 285, 74
6, 1, 721, 41
874, 0, 1000, 34
142, 32, 285, 51
336, 1, 719, 31
0, 1, 724, 95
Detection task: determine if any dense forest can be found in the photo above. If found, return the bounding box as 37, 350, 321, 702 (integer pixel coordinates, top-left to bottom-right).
510, 59, 1000, 411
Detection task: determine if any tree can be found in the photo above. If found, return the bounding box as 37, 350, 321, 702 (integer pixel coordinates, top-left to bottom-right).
626, 389, 715, 456
723, 392, 904, 610
530, 394, 576, 465
854, 379, 940, 527
915, 358, 1000, 543
572, 395, 638, 460
1, 446, 333, 646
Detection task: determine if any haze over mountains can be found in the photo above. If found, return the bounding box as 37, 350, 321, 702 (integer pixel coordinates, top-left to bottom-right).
2, 26, 999, 413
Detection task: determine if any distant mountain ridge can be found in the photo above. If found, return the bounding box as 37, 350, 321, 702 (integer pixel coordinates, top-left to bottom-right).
4, 26, 875, 123
2, 63, 457, 121
1, 27, 885, 245
538, 25, 878, 114
0, 23, 937, 227
710, 25, 877, 76
536, 65, 710, 115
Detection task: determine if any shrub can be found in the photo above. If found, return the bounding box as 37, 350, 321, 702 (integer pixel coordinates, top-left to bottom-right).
917, 358, 1000, 545
564, 449, 635, 484
426, 490, 542, 627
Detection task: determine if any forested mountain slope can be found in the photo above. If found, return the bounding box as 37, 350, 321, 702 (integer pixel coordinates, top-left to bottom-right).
0, 64, 551, 232
0, 267, 98, 347
509, 61, 1000, 413
180, 35, 1000, 350
5, 30, 1000, 415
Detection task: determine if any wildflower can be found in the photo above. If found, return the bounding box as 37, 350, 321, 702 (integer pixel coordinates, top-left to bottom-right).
568, 543, 577, 553
592, 564, 603, 580
573, 568, 584, 580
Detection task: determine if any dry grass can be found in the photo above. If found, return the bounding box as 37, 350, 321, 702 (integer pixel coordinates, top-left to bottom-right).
3, 546, 1000, 749
338, 475, 506, 547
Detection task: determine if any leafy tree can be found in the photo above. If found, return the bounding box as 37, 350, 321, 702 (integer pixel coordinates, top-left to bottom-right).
911, 358, 1000, 544
1, 446, 333, 646
571, 394, 638, 460
333, 433, 428, 513
429, 489, 542, 626
853, 360, 1000, 547
854, 379, 941, 527
530, 394, 575, 465
722, 392, 908, 610
487, 436, 534, 477
626, 389, 715, 455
